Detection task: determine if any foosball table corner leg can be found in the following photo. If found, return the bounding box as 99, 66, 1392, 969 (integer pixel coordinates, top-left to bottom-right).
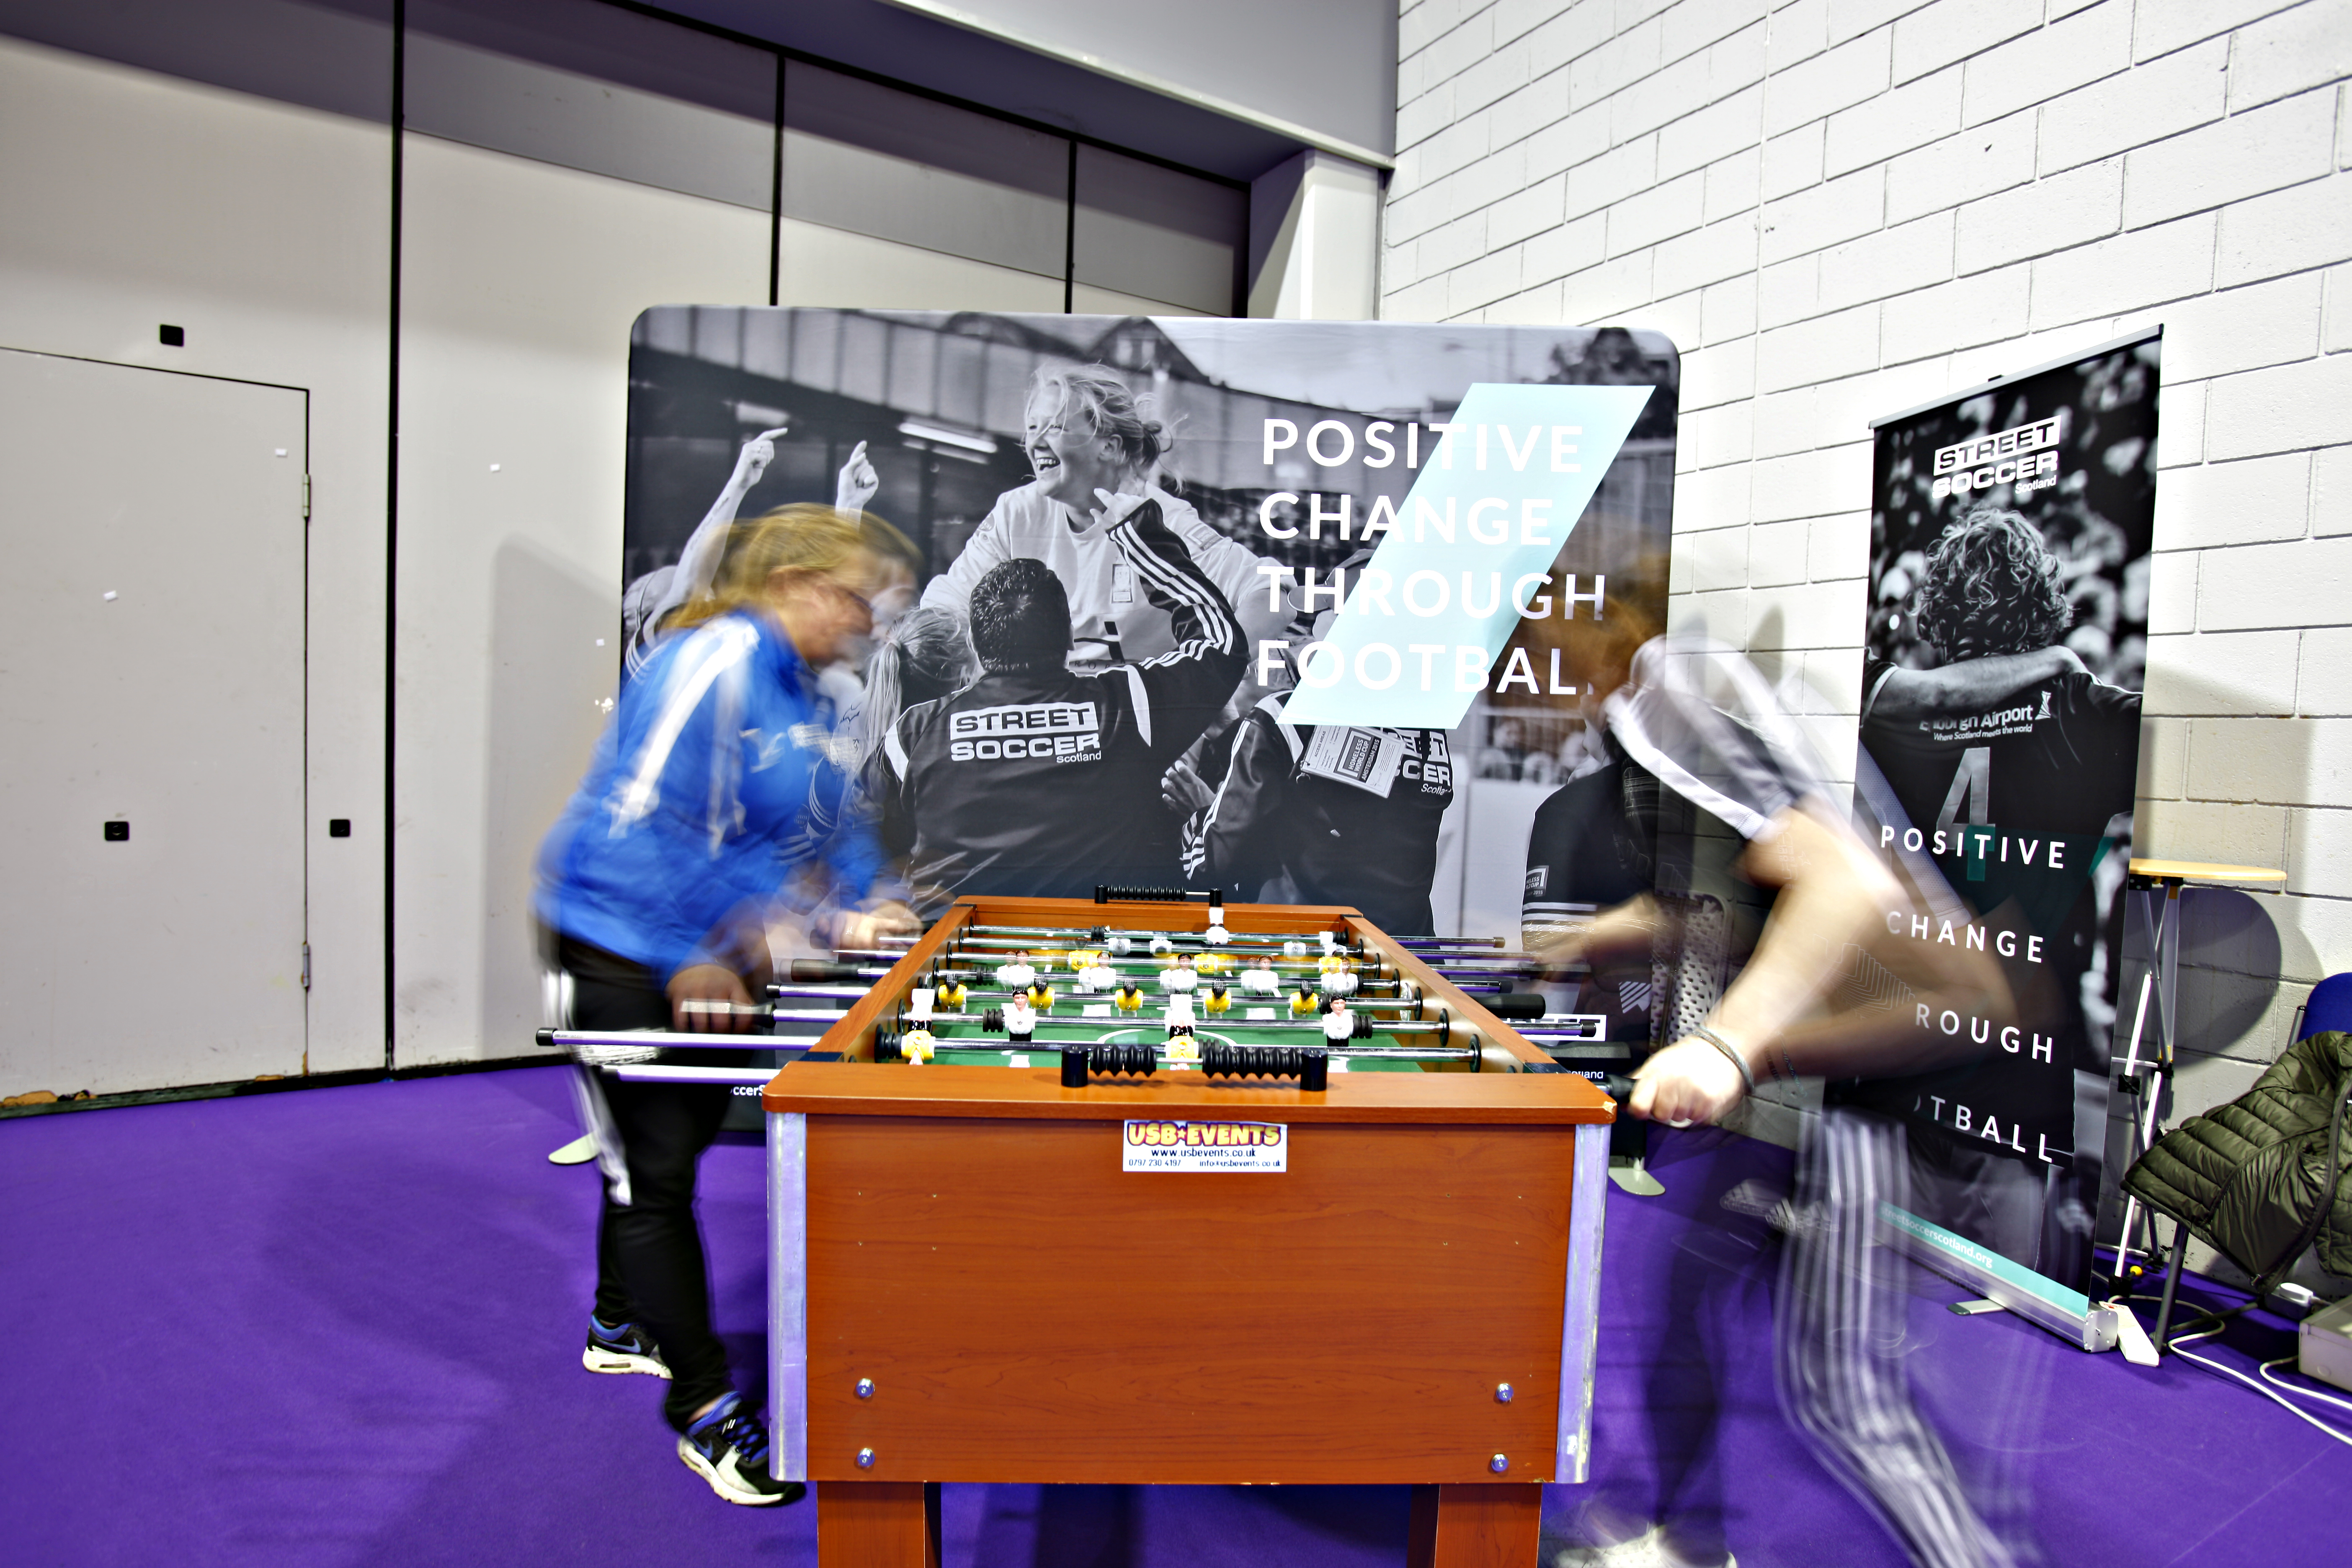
815, 1480, 941, 1568
1407, 1482, 1545, 1568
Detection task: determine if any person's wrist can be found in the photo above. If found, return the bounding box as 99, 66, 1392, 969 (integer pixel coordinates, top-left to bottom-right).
1689, 1024, 1755, 1094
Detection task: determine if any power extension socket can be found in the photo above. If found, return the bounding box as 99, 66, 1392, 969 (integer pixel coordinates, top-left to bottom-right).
2299, 1295, 2352, 1395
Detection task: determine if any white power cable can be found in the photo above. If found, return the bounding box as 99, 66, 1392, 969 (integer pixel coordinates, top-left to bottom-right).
2167, 1327, 2352, 1447
2258, 1354, 2352, 1417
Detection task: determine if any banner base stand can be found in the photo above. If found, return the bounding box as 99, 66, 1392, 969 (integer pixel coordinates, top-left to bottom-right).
1879, 1203, 2121, 1354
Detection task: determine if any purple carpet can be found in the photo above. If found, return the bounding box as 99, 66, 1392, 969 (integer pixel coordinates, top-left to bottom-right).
3, 1068, 2342, 1566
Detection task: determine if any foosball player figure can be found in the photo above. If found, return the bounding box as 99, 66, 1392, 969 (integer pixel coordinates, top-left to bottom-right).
1289, 986, 1321, 1019
1003, 1000, 1037, 1044
1321, 1006, 1355, 1045
936, 979, 969, 1011
1202, 983, 1231, 1017
900, 1028, 937, 1064
1159, 964, 1197, 993
1240, 965, 1280, 995
1114, 982, 1148, 1014
1024, 980, 1056, 1011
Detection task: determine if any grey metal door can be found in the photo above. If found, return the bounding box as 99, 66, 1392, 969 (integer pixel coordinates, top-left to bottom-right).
0, 347, 307, 1096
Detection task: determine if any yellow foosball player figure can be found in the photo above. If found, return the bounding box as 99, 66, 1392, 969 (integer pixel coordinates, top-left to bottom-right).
1024, 981, 1056, 1011
1114, 983, 1148, 1014
901, 1028, 937, 1064
1289, 987, 1320, 1019
936, 980, 969, 1012
1202, 983, 1232, 1016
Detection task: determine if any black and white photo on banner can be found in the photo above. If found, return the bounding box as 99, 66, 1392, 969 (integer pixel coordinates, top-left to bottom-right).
620, 308, 1679, 941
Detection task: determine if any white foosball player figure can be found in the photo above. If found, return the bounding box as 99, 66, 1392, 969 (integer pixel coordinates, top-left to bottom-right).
997, 961, 1037, 992
1322, 1007, 1354, 1044
1159, 965, 1197, 993
1003, 1000, 1037, 1044
1240, 965, 1281, 995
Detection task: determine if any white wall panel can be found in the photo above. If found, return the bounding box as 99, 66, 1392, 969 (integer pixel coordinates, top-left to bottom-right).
784, 60, 1068, 280
776, 217, 1066, 313
395, 133, 769, 1065
0, 36, 389, 1077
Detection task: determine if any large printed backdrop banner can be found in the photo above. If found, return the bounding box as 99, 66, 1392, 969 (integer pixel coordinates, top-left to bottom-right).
1850, 330, 2159, 1309
622, 309, 1679, 941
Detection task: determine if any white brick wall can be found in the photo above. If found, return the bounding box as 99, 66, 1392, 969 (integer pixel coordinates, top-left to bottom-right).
1388, 0, 2352, 1081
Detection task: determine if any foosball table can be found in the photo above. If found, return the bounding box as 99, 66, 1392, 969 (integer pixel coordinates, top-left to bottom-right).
567, 892, 1616, 1565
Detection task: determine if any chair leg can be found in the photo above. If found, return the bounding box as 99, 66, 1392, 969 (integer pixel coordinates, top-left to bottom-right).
2150, 1223, 2190, 1357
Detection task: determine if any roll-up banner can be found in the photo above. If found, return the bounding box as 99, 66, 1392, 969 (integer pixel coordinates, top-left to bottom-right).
1851, 329, 2160, 1345
622, 309, 1677, 943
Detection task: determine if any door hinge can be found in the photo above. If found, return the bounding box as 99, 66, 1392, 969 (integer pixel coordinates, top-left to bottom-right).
301, 942, 312, 990
302, 475, 312, 520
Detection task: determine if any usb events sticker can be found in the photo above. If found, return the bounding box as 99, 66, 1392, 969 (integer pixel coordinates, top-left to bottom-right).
1122, 1120, 1287, 1172
1281, 382, 1653, 731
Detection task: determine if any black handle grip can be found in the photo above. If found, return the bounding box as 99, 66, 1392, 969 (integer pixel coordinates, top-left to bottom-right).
535, 1027, 557, 1049
1488, 991, 1547, 1020
1199, 1042, 1330, 1091
1093, 884, 1208, 904
789, 959, 863, 982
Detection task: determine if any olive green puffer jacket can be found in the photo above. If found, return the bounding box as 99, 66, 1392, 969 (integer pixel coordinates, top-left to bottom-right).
2121, 1030, 2352, 1284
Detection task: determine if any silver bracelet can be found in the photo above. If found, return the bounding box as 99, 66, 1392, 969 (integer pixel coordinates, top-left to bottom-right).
1691, 1024, 1754, 1093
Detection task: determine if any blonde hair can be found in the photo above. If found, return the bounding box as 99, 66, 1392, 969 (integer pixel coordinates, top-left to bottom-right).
1498, 549, 1669, 705
1029, 366, 1170, 472
669, 503, 917, 631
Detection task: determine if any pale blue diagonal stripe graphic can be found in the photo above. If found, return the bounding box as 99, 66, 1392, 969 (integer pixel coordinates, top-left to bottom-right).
1281, 382, 1655, 730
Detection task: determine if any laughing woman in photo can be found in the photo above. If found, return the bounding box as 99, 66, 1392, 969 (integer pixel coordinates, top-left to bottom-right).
898, 365, 1292, 663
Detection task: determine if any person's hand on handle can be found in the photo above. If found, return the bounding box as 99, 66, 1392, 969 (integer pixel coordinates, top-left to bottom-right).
667, 963, 757, 1033
836, 899, 920, 952
836, 441, 880, 513
1627, 1035, 1750, 1127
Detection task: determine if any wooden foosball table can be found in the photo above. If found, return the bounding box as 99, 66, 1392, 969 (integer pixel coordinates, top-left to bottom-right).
759, 895, 1614, 1565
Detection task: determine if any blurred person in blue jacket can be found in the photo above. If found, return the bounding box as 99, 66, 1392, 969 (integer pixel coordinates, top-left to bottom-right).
536, 502, 918, 1508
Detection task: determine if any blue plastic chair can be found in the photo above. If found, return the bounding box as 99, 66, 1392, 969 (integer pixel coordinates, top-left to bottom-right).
2295, 972, 2352, 1040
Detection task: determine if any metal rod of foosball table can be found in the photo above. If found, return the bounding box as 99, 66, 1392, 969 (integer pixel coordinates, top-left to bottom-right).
945, 942, 1545, 976
610, 1065, 779, 1084
941, 925, 1361, 949
542, 1028, 801, 1051
907, 1041, 1483, 1063
908, 1016, 1458, 1039
866, 933, 1542, 978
